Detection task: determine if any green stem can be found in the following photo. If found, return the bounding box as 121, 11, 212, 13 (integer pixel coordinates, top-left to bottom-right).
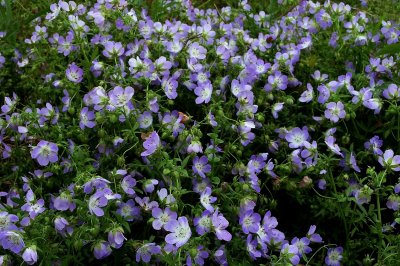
328, 168, 349, 248
376, 188, 383, 264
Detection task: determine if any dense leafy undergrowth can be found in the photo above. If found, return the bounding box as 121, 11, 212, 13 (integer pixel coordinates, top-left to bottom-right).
1, 0, 400, 265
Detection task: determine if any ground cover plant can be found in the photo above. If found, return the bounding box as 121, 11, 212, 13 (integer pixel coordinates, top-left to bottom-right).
1, 0, 400, 265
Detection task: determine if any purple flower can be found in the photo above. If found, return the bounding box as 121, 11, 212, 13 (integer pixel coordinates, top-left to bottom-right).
93, 241, 112, 260
280, 243, 300, 265
264, 71, 288, 91
53, 192, 75, 211
187, 139, 203, 154
103, 41, 124, 58
239, 210, 261, 234
164, 217, 192, 248
108, 86, 134, 108
386, 195, 400, 211
135, 196, 159, 211
152, 207, 177, 230
325, 136, 343, 157
325, 247, 343, 266
214, 245, 228, 266
121, 175, 136, 196
0, 212, 19, 231
22, 246, 38, 265
0, 231, 25, 254
162, 75, 178, 99
186, 245, 209, 266
21, 198, 45, 219
188, 42, 207, 60
66, 63, 83, 83
378, 149, 400, 171
325, 102, 346, 123
212, 210, 232, 241
285, 127, 309, 149
194, 210, 212, 235
79, 107, 96, 129
200, 187, 217, 212
291, 237, 312, 255
31, 140, 58, 166
272, 103, 284, 119
116, 199, 141, 222
318, 179, 327, 190
364, 135, 383, 155
141, 131, 160, 157
195, 82, 213, 104
138, 111, 153, 129
54, 217, 73, 236
136, 243, 161, 263
143, 179, 159, 193
192, 156, 211, 178
299, 83, 314, 103
246, 234, 265, 260
1, 93, 17, 114
108, 228, 126, 249
382, 84, 400, 100
307, 225, 323, 243
88, 191, 108, 217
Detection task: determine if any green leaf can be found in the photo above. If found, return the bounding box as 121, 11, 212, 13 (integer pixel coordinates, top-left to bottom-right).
377, 43, 400, 55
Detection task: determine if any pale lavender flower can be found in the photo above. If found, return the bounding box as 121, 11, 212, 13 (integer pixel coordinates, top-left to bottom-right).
187, 139, 203, 154
165, 217, 192, 247
0, 212, 18, 231
280, 243, 300, 265
162, 75, 178, 99
307, 225, 323, 243
285, 127, 309, 149
108, 86, 134, 108
264, 71, 288, 91
200, 187, 217, 212
136, 243, 161, 263
152, 207, 177, 230
22, 246, 38, 265
272, 102, 284, 119
138, 111, 153, 129
194, 210, 212, 235
325, 102, 346, 123
116, 199, 141, 222
382, 84, 400, 100
299, 83, 314, 103
290, 238, 310, 257
30, 140, 58, 166
0, 231, 25, 254
192, 156, 211, 178
325, 247, 343, 266
141, 131, 160, 157
186, 245, 209, 266
325, 136, 344, 157
79, 107, 96, 129
66, 63, 83, 83
378, 149, 400, 171
239, 210, 261, 234
93, 241, 112, 260
54, 217, 73, 236
214, 246, 228, 266
88, 191, 108, 217
188, 42, 207, 60
212, 210, 232, 241
121, 175, 136, 196
108, 228, 126, 249
143, 179, 159, 193
103, 41, 125, 58
195, 82, 213, 104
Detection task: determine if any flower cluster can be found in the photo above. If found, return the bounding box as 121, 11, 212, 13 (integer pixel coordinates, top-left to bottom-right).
0, 0, 399, 265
